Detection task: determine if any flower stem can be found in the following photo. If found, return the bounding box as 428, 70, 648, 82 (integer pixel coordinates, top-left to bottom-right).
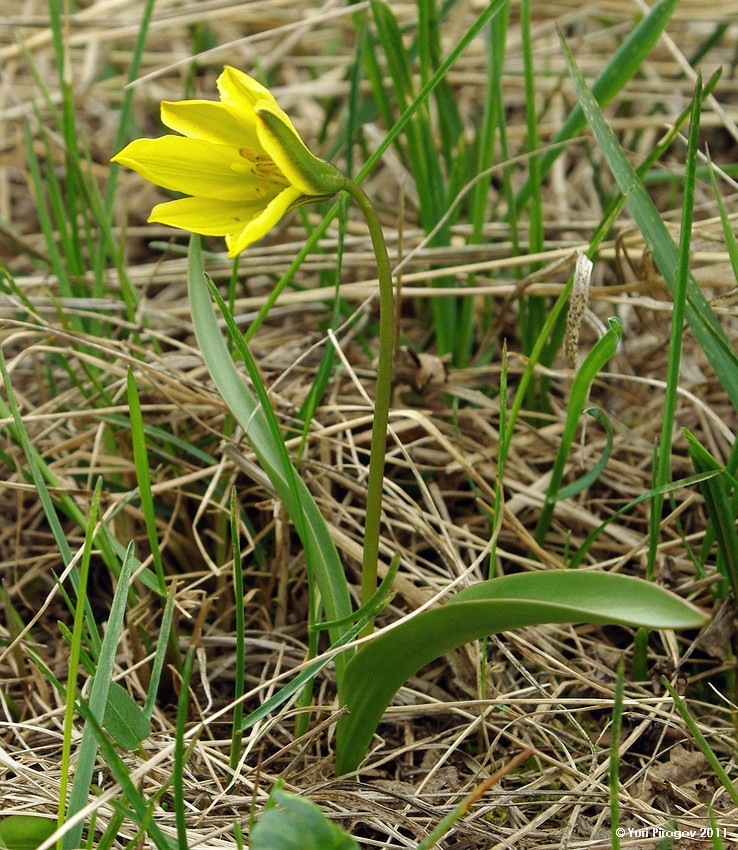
342, 179, 394, 635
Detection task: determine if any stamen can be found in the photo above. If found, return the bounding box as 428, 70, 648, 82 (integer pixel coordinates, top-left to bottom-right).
235, 147, 289, 186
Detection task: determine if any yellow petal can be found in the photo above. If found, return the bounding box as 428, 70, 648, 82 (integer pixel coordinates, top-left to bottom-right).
112, 136, 269, 201
225, 186, 302, 256
217, 66, 278, 113
161, 100, 260, 149
255, 100, 344, 197
148, 196, 271, 236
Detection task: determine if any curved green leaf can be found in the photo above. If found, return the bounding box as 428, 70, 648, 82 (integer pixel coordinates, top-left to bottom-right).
534, 317, 622, 543
334, 571, 705, 775
557, 407, 613, 501
187, 237, 353, 680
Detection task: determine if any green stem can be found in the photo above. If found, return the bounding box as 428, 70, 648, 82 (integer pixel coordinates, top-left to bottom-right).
342, 179, 394, 635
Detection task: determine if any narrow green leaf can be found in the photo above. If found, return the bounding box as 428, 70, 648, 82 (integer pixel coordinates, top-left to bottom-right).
610, 660, 625, 849
174, 648, 196, 850
127, 368, 167, 596
706, 151, 738, 283
64, 544, 136, 850
644, 73, 703, 591
187, 237, 353, 682
685, 429, 738, 600
0, 346, 101, 654
662, 678, 738, 808
250, 789, 358, 850
229, 488, 246, 774
71, 699, 174, 850
534, 318, 623, 543
241, 613, 373, 734
560, 34, 738, 410
557, 407, 613, 501
102, 680, 151, 751
58, 479, 103, 835
335, 571, 705, 774
143, 583, 176, 721
568, 470, 720, 568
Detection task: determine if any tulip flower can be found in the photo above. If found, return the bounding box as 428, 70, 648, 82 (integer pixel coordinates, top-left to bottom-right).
114, 66, 394, 633
112, 66, 345, 257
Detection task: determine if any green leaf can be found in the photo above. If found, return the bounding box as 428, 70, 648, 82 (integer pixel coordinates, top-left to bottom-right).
334, 571, 706, 774
0, 816, 56, 850
187, 237, 353, 681
557, 407, 613, 501
250, 789, 359, 850
560, 34, 738, 411
102, 680, 151, 750
534, 318, 622, 543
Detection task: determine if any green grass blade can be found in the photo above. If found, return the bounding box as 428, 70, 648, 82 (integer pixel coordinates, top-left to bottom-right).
560, 34, 738, 410
610, 660, 625, 850
417, 0, 462, 163
0, 346, 101, 654
370, 0, 456, 355
708, 807, 727, 850
568, 470, 720, 568
499, 282, 572, 471
685, 429, 738, 601
126, 368, 167, 596
68, 700, 174, 850
557, 407, 613, 502
662, 678, 738, 808
516, 0, 680, 211
240, 615, 373, 735
64, 544, 136, 850
518, 0, 546, 362
143, 583, 177, 721
706, 151, 738, 282
229, 488, 246, 775
646, 74, 703, 585
174, 648, 196, 850
104, 0, 156, 213
335, 572, 706, 774
58, 479, 102, 840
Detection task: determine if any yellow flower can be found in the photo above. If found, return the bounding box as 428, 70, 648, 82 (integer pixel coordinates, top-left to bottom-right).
112, 66, 345, 257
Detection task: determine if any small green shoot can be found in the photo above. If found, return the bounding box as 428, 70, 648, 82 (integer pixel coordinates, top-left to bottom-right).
534, 317, 623, 544
0, 817, 57, 850
250, 788, 358, 850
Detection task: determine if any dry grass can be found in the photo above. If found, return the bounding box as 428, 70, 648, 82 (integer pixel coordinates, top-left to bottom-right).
1, 1, 738, 847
